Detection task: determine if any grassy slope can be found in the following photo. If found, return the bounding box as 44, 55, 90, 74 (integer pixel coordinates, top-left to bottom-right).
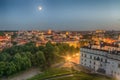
27, 68, 73, 80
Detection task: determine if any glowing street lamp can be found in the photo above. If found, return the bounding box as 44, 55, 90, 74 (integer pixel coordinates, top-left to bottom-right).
73, 55, 76, 57
76, 53, 79, 56
66, 56, 71, 61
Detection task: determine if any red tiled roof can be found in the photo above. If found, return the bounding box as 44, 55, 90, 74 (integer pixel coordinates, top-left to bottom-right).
0, 36, 8, 40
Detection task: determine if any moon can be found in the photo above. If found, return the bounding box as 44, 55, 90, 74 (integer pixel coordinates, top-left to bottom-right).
38, 6, 42, 11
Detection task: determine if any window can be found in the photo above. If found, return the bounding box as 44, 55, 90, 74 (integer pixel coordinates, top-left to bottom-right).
105, 59, 107, 63
90, 61, 91, 63
97, 57, 100, 61
100, 64, 102, 67
101, 58, 103, 62
84, 54, 87, 57
111, 70, 113, 74
118, 64, 120, 68
94, 56, 96, 60
81, 53, 83, 57
90, 55, 92, 59
111, 71, 113, 74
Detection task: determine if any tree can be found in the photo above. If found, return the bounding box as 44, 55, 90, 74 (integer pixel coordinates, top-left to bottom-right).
26, 52, 33, 62
13, 53, 22, 71
0, 53, 11, 62
44, 42, 55, 66
0, 61, 6, 77
12, 41, 17, 45
36, 51, 46, 69
0, 32, 5, 36
20, 53, 31, 70
38, 46, 45, 52
0, 41, 80, 77
5, 62, 16, 76
80, 40, 89, 47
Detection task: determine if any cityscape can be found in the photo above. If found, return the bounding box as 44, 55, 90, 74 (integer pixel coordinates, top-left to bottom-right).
0, 0, 120, 80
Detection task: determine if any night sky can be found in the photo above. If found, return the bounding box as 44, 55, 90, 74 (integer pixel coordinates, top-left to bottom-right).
0, 0, 120, 31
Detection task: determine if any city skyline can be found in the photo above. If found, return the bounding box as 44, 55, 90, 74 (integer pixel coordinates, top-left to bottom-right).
0, 0, 120, 30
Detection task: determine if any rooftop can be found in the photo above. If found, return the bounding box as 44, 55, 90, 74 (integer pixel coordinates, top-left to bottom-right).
81, 45, 120, 55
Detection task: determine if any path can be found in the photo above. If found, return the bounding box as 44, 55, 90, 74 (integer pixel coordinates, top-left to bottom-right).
6, 68, 41, 80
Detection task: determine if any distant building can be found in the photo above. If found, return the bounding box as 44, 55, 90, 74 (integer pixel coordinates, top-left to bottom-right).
52, 41, 80, 48
95, 30, 106, 33
66, 32, 69, 35
119, 35, 120, 41
17, 40, 28, 45
48, 29, 52, 34
0, 36, 9, 41
80, 44, 120, 77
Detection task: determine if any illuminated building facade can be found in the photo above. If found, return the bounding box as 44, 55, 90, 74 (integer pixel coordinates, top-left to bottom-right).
80, 44, 120, 76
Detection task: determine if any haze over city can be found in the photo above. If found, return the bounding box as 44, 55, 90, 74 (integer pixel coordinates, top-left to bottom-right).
0, 0, 120, 30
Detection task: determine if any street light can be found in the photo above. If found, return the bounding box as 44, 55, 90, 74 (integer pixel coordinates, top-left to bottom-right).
66, 56, 71, 62
73, 54, 76, 57
65, 56, 75, 72
76, 53, 79, 56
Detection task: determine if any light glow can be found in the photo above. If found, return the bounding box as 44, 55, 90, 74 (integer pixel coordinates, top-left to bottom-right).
66, 56, 71, 61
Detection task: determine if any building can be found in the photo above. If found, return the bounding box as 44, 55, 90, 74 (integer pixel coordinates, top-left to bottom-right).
80, 44, 120, 77
119, 35, 120, 41
48, 29, 52, 34
0, 36, 9, 41
95, 30, 106, 33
